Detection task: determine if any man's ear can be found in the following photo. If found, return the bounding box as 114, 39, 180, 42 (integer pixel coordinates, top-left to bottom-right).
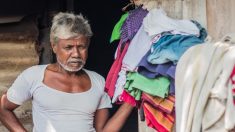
51, 43, 57, 54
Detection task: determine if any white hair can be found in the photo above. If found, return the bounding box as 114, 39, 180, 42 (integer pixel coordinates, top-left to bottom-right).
50, 12, 93, 44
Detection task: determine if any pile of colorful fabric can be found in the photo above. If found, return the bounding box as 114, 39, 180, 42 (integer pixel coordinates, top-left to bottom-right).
106, 5, 207, 132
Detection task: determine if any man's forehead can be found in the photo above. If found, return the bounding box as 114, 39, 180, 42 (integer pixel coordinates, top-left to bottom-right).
59, 34, 88, 40
57, 36, 90, 45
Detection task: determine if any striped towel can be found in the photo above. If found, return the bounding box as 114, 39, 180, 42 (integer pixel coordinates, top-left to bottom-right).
143, 103, 175, 132
142, 93, 174, 114
142, 93, 175, 132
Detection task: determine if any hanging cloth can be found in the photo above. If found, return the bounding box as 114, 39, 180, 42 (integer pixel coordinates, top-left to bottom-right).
229, 65, 235, 106
143, 8, 200, 36
105, 42, 130, 97
142, 93, 175, 114
120, 7, 148, 44
124, 72, 170, 100
143, 102, 175, 132
175, 38, 235, 132
147, 33, 204, 64
122, 25, 152, 71
110, 13, 129, 43
138, 50, 176, 94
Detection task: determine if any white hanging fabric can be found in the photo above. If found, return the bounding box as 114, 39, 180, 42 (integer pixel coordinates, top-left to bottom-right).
143, 8, 200, 37
175, 35, 235, 132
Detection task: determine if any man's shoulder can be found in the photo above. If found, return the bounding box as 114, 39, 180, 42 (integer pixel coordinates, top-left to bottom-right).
83, 69, 106, 92
83, 69, 104, 79
23, 64, 47, 74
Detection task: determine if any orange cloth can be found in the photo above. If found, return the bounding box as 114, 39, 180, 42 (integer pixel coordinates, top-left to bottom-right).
143, 103, 175, 132
142, 93, 174, 114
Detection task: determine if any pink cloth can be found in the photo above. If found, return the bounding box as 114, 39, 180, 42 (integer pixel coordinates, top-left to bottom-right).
118, 90, 137, 106
105, 42, 130, 97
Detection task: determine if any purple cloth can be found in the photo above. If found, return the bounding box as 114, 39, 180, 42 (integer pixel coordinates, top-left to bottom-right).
137, 50, 176, 94
169, 79, 175, 95
120, 7, 148, 44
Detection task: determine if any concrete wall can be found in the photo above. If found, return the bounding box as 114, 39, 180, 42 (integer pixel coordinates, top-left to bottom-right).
207, 0, 235, 41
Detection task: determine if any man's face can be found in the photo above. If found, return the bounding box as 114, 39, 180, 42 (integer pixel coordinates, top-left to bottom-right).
52, 35, 89, 72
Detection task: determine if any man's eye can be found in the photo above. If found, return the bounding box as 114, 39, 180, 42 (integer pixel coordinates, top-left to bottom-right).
80, 46, 87, 49
79, 45, 88, 49
64, 46, 72, 50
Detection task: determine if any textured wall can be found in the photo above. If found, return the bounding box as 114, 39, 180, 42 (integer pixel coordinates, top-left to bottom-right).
207, 0, 235, 40
0, 40, 38, 132
0, 16, 39, 131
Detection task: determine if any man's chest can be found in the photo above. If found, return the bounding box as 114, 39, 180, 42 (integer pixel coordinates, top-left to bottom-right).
32, 84, 101, 114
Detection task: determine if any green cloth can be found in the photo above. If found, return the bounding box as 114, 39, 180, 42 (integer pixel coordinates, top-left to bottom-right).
110, 13, 128, 43
124, 72, 170, 100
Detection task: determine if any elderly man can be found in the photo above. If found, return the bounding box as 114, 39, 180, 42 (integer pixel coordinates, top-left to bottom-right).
0, 12, 133, 132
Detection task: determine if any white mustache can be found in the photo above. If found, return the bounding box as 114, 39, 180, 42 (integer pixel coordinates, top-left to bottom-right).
68, 58, 85, 64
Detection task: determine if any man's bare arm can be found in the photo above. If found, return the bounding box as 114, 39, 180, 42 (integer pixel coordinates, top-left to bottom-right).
0, 94, 27, 132
95, 102, 134, 132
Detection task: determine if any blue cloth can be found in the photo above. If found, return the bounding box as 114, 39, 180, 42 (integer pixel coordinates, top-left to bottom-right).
147, 20, 207, 64
147, 33, 204, 64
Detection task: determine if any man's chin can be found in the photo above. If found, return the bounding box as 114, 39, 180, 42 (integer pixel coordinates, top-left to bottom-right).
65, 66, 83, 72
57, 60, 85, 72
60, 64, 84, 72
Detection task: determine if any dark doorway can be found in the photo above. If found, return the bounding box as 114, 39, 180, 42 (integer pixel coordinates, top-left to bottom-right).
74, 1, 138, 132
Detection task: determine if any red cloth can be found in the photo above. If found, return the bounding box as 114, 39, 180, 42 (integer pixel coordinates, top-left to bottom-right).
141, 93, 175, 132
105, 42, 129, 97
230, 64, 235, 105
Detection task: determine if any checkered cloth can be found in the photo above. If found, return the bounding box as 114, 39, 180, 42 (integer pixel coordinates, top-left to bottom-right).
120, 7, 148, 44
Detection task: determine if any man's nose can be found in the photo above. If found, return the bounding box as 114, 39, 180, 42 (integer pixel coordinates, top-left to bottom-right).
71, 47, 80, 57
